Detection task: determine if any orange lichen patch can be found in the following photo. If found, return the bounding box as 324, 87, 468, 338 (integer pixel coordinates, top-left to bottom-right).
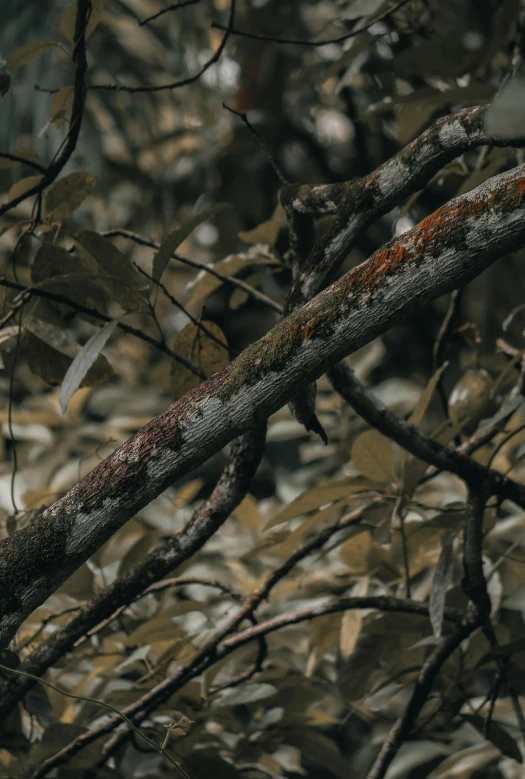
288, 322, 301, 340
516, 177, 525, 197
303, 316, 321, 339
333, 171, 525, 311
412, 189, 501, 258
347, 242, 411, 297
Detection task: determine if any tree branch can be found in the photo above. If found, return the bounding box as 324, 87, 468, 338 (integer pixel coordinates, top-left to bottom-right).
0, 426, 266, 718
1, 162, 525, 647
281, 105, 525, 311
0, 0, 90, 218
328, 360, 525, 508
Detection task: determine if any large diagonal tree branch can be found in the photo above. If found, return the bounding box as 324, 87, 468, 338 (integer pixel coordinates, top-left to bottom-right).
281, 105, 525, 311
2, 163, 525, 647
0, 426, 266, 718
281, 105, 525, 434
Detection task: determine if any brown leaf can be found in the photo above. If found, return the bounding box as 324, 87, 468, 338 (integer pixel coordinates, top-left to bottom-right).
21, 322, 116, 388
60, 0, 105, 42
73, 230, 146, 310
170, 321, 229, 400
339, 530, 386, 574
49, 86, 74, 128
8, 175, 43, 202
152, 203, 232, 283
44, 172, 94, 222
351, 429, 397, 483
185, 246, 277, 309
6, 41, 58, 71
263, 476, 376, 531
31, 241, 110, 314
238, 203, 284, 247
429, 532, 455, 639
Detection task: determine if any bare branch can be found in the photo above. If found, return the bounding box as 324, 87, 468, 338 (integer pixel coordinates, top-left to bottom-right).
0, 427, 266, 718
90, 0, 236, 93
282, 105, 525, 312
0, 0, 90, 217
101, 228, 283, 313
139, 0, 202, 27
211, 0, 414, 47
0, 278, 207, 379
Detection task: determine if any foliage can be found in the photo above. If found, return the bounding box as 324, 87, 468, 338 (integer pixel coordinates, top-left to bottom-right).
1, 1, 525, 778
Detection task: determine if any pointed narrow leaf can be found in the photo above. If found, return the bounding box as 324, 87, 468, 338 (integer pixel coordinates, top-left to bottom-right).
8, 175, 43, 202
49, 85, 74, 127
263, 476, 375, 530
6, 41, 58, 71
463, 714, 523, 763
153, 203, 231, 283
409, 363, 449, 427
238, 202, 284, 247
59, 318, 119, 413
429, 532, 455, 638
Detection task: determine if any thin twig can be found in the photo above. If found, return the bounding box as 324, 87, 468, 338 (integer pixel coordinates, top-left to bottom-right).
433, 288, 462, 415
7, 309, 23, 516
0, 278, 206, 379
140, 0, 202, 26
223, 103, 288, 185
0, 0, 90, 217
211, 0, 414, 47
0, 663, 190, 779
0, 153, 46, 174
134, 263, 236, 356
90, 0, 236, 92
101, 228, 283, 312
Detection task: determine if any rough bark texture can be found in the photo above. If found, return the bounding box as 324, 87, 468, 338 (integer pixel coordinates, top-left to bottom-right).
0, 426, 266, 716
1, 162, 525, 646
282, 105, 525, 311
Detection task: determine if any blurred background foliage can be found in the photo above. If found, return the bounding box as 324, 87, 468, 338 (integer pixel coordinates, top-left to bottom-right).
2, 1, 525, 777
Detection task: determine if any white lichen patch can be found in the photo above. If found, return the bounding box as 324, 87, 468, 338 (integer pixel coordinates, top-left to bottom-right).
378, 157, 410, 195
438, 119, 468, 146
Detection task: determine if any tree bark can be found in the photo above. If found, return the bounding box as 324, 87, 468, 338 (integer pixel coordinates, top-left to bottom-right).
1, 162, 525, 646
